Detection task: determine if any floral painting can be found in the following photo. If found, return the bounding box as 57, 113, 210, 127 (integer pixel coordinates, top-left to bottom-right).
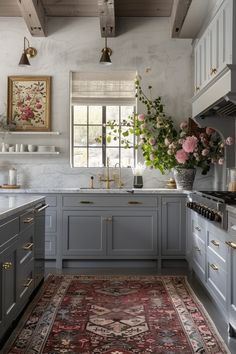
7, 76, 51, 131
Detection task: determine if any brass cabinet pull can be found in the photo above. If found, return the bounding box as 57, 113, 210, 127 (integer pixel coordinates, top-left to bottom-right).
23, 217, 34, 224
2, 262, 13, 270
194, 246, 200, 252
106, 217, 112, 222
128, 201, 143, 205
24, 278, 33, 287
195, 86, 200, 92
210, 263, 219, 271
225, 241, 236, 250
23, 242, 34, 250
210, 68, 217, 75
194, 226, 201, 232
80, 201, 94, 204
211, 240, 220, 247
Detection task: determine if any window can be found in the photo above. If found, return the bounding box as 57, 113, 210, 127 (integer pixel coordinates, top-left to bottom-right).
70, 72, 136, 167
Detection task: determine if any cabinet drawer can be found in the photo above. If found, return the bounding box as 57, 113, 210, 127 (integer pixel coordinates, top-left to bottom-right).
20, 210, 35, 232
18, 258, 34, 303
207, 228, 227, 262
228, 214, 236, 235
18, 226, 34, 267
192, 217, 205, 242
0, 217, 19, 247
192, 234, 205, 274
62, 195, 157, 208
207, 251, 227, 305
45, 195, 57, 207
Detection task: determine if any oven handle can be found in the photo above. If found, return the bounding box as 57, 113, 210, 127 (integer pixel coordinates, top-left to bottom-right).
35, 204, 49, 213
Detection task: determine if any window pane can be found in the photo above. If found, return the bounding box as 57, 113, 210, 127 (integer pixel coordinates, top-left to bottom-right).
88, 148, 103, 167
121, 106, 134, 123
89, 106, 102, 124
74, 126, 87, 146
107, 148, 119, 166
106, 126, 119, 146
74, 148, 87, 167
106, 106, 119, 123
89, 125, 102, 146
74, 106, 87, 124
121, 148, 133, 167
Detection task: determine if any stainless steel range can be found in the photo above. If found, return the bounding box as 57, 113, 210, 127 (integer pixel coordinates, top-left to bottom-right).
187, 191, 236, 230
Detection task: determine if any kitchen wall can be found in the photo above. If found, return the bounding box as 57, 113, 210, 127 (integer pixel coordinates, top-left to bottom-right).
0, 16, 214, 189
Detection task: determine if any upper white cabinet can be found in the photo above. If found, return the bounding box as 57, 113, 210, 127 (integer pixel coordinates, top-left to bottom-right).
193, 0, 233, 95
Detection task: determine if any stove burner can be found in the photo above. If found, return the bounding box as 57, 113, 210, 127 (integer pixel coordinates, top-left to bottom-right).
199, 191, 236, 205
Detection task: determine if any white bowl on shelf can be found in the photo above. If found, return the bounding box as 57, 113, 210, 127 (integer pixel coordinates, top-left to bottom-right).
38, 145, 55, 152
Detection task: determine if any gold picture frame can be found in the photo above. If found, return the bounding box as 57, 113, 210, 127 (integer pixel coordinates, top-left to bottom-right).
7, 76, 51, 131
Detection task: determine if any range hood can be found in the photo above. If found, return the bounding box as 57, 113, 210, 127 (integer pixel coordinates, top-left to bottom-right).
192, 65, 236, 121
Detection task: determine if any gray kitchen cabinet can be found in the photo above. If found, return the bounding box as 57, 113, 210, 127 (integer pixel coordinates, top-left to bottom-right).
226, 212, 236, 336
0, 237, 18, 338
161, 196, 186, 256
44, 195, 58, 260
62, 210, 106, 256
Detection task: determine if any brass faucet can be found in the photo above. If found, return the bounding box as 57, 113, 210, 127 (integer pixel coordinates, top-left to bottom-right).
100, 157, 114, 189
114, 162, 123, 189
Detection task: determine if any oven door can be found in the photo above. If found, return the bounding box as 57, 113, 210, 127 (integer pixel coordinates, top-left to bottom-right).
34, 203, 48, 288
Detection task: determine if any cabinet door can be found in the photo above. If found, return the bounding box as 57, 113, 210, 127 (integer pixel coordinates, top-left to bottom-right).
62, 211, 106, 256
0, 239, 18, 338
107, 211, 158, 256
161, 197, 186, 256
226, 238, 236, 334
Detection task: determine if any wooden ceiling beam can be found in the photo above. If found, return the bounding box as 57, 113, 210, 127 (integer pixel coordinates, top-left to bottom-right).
98, 0, 115, 37
17, 0, 46, 37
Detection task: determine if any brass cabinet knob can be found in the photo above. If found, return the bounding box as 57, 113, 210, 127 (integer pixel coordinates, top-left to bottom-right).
106, 217, 112, 222
211, 240, 220, 247
23, 242, 34, 250
195, 86, 200, 92
225, 241, 236, 250
210, 263, 219, 271
80, 201, 94, 204
210, 68, 217, 75
23, 217, 34, 224
194, 246, 200, 252
2, 262, 13, 270
128, 201, 143, 205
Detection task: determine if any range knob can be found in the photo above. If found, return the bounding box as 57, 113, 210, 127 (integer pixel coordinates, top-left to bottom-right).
214, 213, 222, 223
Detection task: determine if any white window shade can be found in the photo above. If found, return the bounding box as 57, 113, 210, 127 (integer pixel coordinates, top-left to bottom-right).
71, 71, 136, 105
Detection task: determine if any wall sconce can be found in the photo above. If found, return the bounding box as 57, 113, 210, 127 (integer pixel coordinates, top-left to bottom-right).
99, 37, 112, 65
19, 37, 37, 66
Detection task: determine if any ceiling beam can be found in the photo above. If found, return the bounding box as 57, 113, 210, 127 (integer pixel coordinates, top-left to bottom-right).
17, 0, 46, 37
98, 0, 115, 37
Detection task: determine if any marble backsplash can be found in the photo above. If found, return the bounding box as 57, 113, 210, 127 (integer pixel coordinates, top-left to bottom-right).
0, 162, 214, 190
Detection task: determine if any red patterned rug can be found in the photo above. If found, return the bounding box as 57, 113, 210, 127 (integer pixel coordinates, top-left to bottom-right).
3, 275, 229, 354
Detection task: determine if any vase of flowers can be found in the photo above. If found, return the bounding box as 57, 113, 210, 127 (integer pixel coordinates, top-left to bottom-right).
173, 167, 196, 190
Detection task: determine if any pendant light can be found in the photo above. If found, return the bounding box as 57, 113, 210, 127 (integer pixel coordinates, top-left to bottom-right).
100, 37, 112, 65
19, 37, 37, 66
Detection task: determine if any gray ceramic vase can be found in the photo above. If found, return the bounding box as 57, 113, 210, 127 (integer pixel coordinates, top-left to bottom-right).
173, 168, 196, 190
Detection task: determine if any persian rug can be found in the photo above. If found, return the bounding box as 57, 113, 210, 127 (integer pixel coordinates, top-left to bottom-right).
3, 275, 230, 354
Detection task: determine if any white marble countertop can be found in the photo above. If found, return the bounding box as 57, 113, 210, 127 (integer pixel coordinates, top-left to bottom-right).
0, 187, 189, 195
0, 195, 45, 220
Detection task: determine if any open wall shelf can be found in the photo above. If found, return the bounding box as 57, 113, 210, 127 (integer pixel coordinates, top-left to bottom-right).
0, 152, 60, 155
0, 131, 61, 135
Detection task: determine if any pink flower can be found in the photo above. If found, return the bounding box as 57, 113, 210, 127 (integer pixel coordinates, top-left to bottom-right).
202, 149, 209, 156
149, 137, 156, 146
138, 114, 145, 122
225, 136, 234, 146
180, 121, 188, 130
164, 138, 171, 146
182, 136, 198, 153
206, 127, 215, 135
36, 103, 42, 109
218, 158, 224, 165
149, 153, 155, 161
175, 149, 189, 164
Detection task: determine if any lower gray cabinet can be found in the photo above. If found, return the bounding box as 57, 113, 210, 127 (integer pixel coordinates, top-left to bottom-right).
62, 209, 158, 258
0, 238, 18, 336
161, 196, 186, 256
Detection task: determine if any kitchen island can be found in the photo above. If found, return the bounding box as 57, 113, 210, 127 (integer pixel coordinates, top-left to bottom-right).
0, 194, 46, 346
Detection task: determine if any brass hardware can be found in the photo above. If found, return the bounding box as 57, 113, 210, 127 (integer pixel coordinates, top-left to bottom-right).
80, 201, 94, 204
23, 217, 34, 224
225, 241, 236, 250
19, 36, 37, 66
23, 242, 34, 251
210, 68, 217, 75
194, 226, 201, 232
195, 86, 200, 91
194, 246, 200, 252
24, 278, 33, 287
106, 217, 112, 222
2, 262, 13, 270
211, 240, 220, 247
128, 201, 143, 205
210, 263, 219, 271
99, 157, 114, 189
